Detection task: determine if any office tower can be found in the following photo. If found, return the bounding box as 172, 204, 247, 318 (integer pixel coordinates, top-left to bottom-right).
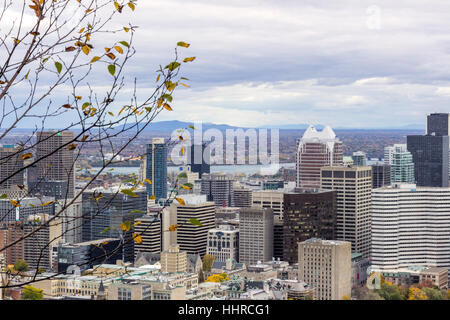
58, 196, 83, 244
298, 239, 352, 300
296, 125, 343, 189
371, 184, 450, 271
34, 131, 75, 199
0, 221, 24, 266
81, 187, 147, 262
427, 113, 450, 182
352, 151, 367, 166
239, 207, 273, 265
252, 190, 284, 217
386, 144, 415, 184
160, 244, 187, 273
407, 135, 449, 187
171, 194, 215, 257
232, 186, 252, 208
188, 142, 210, 179
273, 215, 284, 260
263, 180, 284, 190
320, 166, 372, 258
371, 164, 391, 189
146, 138, 167, 201
283, 188, 337, 263
207, 224, 239, 262
0, 196, 55, 223
133, 213, 161, 257
0, 145, 24, 196
57, 238, 122, 273
23, 214, 63, 271
200, 173, 234, 207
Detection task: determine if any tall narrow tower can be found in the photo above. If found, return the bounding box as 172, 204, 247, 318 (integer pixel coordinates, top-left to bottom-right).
146, 138, 167, 201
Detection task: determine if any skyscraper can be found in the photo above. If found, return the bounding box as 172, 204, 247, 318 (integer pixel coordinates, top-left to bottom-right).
133, 213, 162, 256
239, 207, 274, 265
283, 188, 337, 264
146, 138, 167, 201
427, 113, 450, 182
352, 151, 367, 167
371, 164, 391, 189
298, 239, 352, 300
387, 144, 415, 184
296, 125, 343, 189
188, 142, 210, 179
171, 194, 215, 257
320, 166, 372, 258
34, 131, 75, 199
200, 173, 234, 207
371, 184, 450, 271
407, 135, 449, 187
0, 145, 24, 196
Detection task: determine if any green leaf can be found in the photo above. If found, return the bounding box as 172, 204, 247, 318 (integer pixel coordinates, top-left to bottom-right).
177, 172, 187, 179
55, 62, 63, 74
108, 64, 116, 76
188, 218, 203, 227
180, 77, 190, 80
161, 94, 173, 102
120, 189, 138, 197
0, 194, 7, 199
100, 227, 111, 234
119, 41, 130, 48
130, 209, 146, 214
188, 125, 195, 130
177, 41, 190, 48
165, 62, 180, 71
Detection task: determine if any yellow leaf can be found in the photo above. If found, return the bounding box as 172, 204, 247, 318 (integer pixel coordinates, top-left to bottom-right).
120, 221, 131, 232
169, 225, 178, 232
156, 74, 161, 82
82, 45, 90, 55
10, 200, 20, 207
124, 27, 130, 32
144, 179, 152, 185
133, 233, 142, 244
181, 146, 185, 155
90, 56, 100, 63
149, 195, 156, 200
75, 96, 82, 100
163, 103, 173, 111
175, 197, 185, 206
21, 153, 32, 160
114, 45, 124, 54
183, 57, 196, 62
180, 83, 190, 88
40, 200, 54, 207
106, 52, 116, 60
128, 2, 136, 11
114, 2, 120, 11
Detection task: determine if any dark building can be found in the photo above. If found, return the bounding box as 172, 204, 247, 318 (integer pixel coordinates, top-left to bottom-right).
188, 143, 210, 179
273, 215, 284, 260
81, 188, 147, 263
57, 239, 122, 273
407, 135, 449, 187
263, 180, 285, 190
201, 173, 234, 207
371, 164, 391, 189
427, 113, 450, 136
282, 188, 337, 264
146, 138, 167, 201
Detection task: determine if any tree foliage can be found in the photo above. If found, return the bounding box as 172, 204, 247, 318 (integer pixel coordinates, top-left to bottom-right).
13, 260, 29, 272
202, 254, 215, 272
22, 285, 43, 300
206, 273, 229, 283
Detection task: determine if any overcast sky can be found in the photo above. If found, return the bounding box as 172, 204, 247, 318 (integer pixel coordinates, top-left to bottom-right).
7, 0, 450, 129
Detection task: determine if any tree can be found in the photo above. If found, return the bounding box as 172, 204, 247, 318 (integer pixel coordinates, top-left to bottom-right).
342, 294, 351, 300
22, 285, 43, 300
422, 287, 445, 300
13, 260, 29, 272
206, 273, 229, 283
0, 0, 195, 291
202, 254, 216, 272
376, 283, 404, 300
408, 287, 428, 300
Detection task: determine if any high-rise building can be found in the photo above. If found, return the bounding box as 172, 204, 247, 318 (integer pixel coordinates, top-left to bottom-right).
386, 144, 415, 184
298, 239, 352, 300
0, 221, 24, 266
57, 238, 122, 273
0, 145, 24, 196
160, 244, 187, 273
320, 166, 372, 258
371, 164, 391, 189
200, 173, 234, 207
58, 196, 83, 244
171, 194, 215, 257
371, 184, 450, 271
283, 188, 337, 263
296, 125, 343, 189
252, 190, 284, 217
34, 131, 75, 199
239, 207, 273, 265
146, 138, 167, 201
407, 135, 449, 187
133, 213, 161, 257
427, 113, 450, 182
273, 215, 284, 260
352, 151, 367, 167
207, 224, 239, 262
232, 186, 252, 208
23, 214, 63, 271
188, 143, 210, 179
81, 187, 147, 262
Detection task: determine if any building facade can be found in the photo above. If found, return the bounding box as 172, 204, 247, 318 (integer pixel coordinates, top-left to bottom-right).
146, 138, 168, 201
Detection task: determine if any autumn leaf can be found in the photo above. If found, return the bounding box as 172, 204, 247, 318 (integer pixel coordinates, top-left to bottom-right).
119, 41, 130, 48
121, 189, 138, 197
181, 183, 193, 190
82, 45, 90, 55
40, 200, 54, 207
114, 45, 124, 54
149, 195, 156, 200
123, 27, 130, 32
175, 197, 185, 206
62, 104, 74, 109
183, 57, 196, 62
188, 218, 203, 227
163, 103, 173, 111
120, 221, 132, 232
177, 41, 190, 48
10, 200, 20, 207
21, 153, 32, 160
133, 233, 143, 244
90, 56, 100, 63
68, 144, 77, 150
144, 179, 152, 185
169, 225, 178, 232
128, 2, 136, 11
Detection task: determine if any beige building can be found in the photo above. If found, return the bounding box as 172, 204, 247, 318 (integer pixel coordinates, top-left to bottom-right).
232, 186, 253, 208
419, 267, 448, 289
252, 190, 284, 217
207, 224, 239, 262
239, 207, 274, 265
298, 238, 352, 300
320, 166, 372, 257
161, 244, 187, 273
107, 281, 152, 300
